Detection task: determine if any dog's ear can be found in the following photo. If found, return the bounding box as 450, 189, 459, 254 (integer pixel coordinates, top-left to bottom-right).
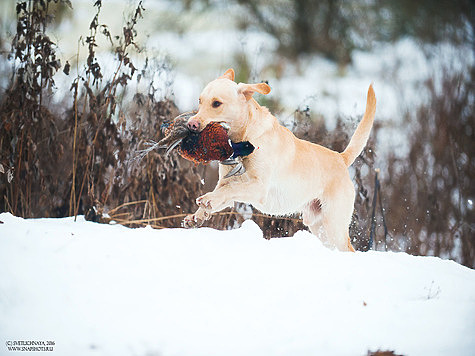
238, 82, 271, 101
219, 68, 235, 81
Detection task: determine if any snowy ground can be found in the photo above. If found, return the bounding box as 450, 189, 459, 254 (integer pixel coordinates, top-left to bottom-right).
1, 213, 474, 356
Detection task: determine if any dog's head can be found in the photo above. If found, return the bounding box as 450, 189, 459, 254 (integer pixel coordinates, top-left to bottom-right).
187, 69, 271, 140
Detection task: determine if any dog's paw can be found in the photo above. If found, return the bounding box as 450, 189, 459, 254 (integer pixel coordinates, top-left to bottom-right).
182, 209, 211, 228
182, 214, 203, 228
196, 193, 215, 210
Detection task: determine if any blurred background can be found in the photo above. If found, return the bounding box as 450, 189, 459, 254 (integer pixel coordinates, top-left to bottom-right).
0, 0, 473, 267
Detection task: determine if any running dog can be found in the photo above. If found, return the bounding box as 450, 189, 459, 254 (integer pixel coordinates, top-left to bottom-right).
183, 69, 376, 251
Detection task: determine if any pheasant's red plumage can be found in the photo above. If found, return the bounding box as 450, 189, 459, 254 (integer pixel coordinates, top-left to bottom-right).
178, 122, 233, 164
160, 114, 233, 164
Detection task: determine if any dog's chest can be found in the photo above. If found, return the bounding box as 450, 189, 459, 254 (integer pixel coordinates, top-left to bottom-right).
253, 181, 306, 215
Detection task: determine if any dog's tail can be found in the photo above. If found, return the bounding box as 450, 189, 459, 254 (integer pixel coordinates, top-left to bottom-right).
340, 85, 376, 167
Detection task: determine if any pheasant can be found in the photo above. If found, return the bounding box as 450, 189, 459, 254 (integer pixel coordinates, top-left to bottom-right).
158, 112, 254, 178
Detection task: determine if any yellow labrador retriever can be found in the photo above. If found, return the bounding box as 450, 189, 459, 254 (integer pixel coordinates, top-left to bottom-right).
183, 69, 376, 252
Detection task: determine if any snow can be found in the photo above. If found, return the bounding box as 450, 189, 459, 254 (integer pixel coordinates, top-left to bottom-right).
1, 212, 474, 356
1, 3, 474, 352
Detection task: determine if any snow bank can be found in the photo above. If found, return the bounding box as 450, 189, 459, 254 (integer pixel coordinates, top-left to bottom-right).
0, 213, 474, 355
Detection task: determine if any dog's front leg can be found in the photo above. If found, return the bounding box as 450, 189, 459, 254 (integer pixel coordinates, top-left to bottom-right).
197, 177, 266, 212
183, 177, 266, 228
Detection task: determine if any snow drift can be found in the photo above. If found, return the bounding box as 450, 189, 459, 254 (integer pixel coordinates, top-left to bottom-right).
0, 212, 474, 355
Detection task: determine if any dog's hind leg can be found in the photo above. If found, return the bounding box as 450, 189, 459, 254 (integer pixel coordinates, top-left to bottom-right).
319, 211, 354, 252
346, 232, 356, 252
302, 199, 322, 225
312, 181, 356, 252
303, 198, 336, 249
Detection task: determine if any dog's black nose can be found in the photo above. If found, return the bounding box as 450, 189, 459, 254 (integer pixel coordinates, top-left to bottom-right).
187, 119, 200, 132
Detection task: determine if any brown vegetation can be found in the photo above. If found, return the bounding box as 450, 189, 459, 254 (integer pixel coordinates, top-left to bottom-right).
0, 0, 473, 267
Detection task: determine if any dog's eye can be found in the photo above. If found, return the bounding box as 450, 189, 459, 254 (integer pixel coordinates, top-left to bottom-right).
212, 100, 222, 108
